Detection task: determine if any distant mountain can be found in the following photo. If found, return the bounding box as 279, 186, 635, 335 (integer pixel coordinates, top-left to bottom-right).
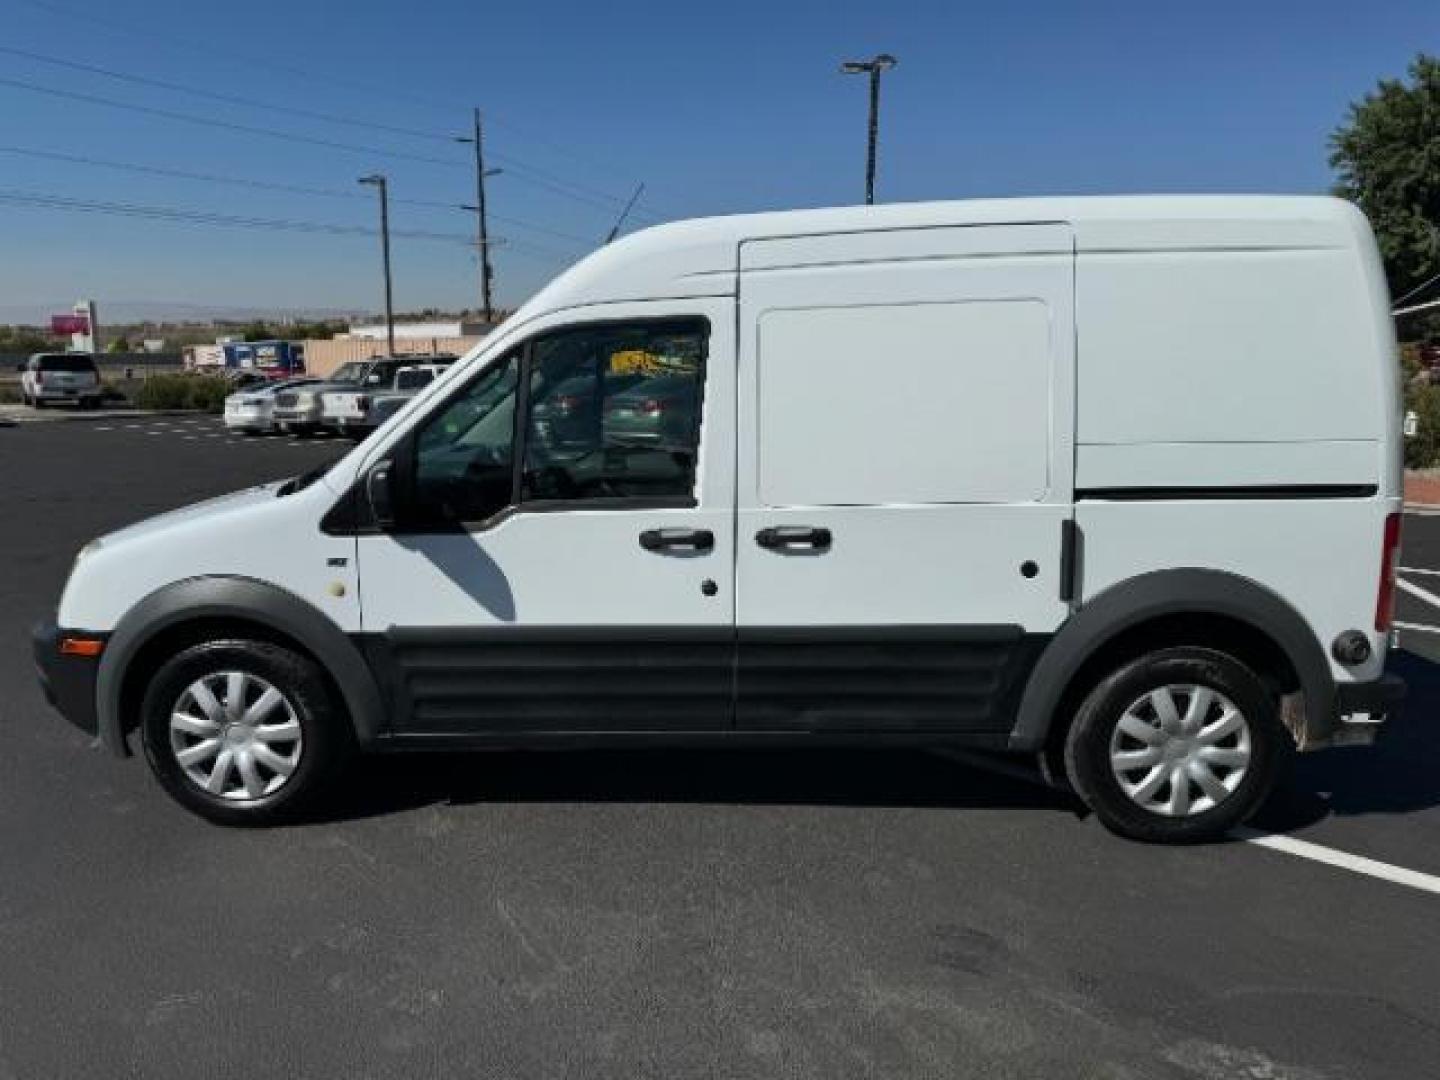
0, 301, 369, 325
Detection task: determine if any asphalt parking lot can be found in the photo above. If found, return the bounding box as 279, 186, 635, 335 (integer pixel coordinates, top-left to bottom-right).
2, 416, 1439, 1079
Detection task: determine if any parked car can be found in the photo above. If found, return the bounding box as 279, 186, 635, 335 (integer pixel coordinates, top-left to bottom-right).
324, 361, 452, 437
223, 377, 322, 435
272, 358, 399, 436
275, 356, 459, 436
18, 352, 102, 409
33, 196, 1406, 842
528, 372, 648, 448
319, 362, 452, 438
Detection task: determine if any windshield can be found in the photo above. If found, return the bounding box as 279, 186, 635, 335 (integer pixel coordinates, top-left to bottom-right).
329, 362, 367, 384
37, 354, 96, 372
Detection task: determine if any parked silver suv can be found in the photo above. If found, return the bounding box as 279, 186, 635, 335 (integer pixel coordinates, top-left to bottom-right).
19, 353, 102, 409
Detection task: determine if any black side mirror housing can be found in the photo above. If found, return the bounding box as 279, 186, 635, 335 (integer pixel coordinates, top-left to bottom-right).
366, 462, 396, 528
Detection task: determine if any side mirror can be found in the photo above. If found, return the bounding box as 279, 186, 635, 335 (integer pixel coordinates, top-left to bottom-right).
366, 462, 396, 528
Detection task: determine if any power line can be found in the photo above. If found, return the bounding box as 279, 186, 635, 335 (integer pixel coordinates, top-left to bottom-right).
0, 44, 456, 144
0, 72, 658, 220
0, 187, 576, 267
0, 144, 600, 247
13, 0, 667, 217
0, 187, 477, 244
0, 74, 466, 168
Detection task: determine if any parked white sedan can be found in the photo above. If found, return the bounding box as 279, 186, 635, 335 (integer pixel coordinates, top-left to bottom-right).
223, 377, 321, 434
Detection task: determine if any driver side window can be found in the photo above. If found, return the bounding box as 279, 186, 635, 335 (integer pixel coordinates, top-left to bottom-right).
522, 320, 706, 503
407, 317, 707, 526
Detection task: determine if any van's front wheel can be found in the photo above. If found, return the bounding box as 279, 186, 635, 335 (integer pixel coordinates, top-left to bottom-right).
140, 639, 349, 826
1063, 647, 1285, 843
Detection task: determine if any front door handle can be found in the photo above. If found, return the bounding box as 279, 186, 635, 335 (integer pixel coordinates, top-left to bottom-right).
755, 526, 832, 551
639, 528, 714, 553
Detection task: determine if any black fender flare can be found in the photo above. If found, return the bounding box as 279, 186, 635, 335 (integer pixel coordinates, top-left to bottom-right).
95, 575, 387, 756
1008, 568, 1336, 751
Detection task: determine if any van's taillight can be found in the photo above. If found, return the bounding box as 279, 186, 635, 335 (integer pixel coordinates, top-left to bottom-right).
1376, 512, 1402, 632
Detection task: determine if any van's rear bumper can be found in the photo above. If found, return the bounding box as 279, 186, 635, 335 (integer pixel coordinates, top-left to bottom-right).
1319, 672, 1407, 747
31, 621, 104, 737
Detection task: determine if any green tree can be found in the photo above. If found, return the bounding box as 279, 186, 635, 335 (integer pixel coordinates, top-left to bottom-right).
1331, 54, 1440, 301
0, 327, 62, 354
106, 335, 131, 353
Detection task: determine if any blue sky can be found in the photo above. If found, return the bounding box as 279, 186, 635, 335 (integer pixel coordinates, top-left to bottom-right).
1, 0, 1435, 321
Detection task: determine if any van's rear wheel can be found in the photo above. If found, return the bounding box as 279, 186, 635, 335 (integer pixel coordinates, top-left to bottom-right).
1063, 647, 1285, 843
140, 639, 349, 826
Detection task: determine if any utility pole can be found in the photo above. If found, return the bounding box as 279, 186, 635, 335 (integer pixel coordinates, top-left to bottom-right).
840, 53, 898, 205
456, 109, 502, 324
358, 173, 395, 356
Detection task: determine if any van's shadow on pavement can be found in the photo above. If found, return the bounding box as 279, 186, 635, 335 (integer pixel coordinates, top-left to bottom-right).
315, 746, 1077, 826
310, 649, 1439, 832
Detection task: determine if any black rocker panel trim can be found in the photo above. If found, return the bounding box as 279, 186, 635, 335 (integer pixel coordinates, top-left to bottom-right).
359, 624, 1050, 737
363, 626, 735, 734
737, 626, 1047, 733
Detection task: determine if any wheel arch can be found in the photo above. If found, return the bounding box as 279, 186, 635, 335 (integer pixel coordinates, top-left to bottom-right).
97, 575, 386, 756
1010, 568, 1335, 753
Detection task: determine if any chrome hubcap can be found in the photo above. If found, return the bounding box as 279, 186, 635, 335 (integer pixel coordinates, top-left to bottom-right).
1108, 684, 1251, 818
168, 671, 303, 801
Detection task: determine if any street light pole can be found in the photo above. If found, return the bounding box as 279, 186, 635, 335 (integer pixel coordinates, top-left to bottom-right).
456, 110, 501, 324
358, 173, 395, 356
840, 53, 897, 205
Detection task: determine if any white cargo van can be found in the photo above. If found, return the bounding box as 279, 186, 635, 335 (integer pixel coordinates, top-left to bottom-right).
33, 196, 1405, 841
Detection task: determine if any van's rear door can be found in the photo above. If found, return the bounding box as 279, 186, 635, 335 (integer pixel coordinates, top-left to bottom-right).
734, 223, 1076, 733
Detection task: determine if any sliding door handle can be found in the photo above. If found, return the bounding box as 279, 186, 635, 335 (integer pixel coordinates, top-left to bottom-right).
639, 528, 714, 553
755, 526, 832, 551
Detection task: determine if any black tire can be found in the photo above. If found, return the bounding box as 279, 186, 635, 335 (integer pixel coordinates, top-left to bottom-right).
140, 639, 351, 826
1063, 647, 1286, 844
32, 397, 44, 410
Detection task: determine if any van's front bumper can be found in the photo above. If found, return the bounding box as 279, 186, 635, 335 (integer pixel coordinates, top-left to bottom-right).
31, 621, 105, 737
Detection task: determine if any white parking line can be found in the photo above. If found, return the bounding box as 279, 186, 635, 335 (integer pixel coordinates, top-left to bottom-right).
1232, 828, 1440, 897
1398, 577, 1440, 612
1397, 621, 1440, 635
939, 749, 1440, 899
1399, 566, 1440, 578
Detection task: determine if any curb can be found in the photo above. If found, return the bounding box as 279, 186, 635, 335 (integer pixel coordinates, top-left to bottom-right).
0, 408, 204, 425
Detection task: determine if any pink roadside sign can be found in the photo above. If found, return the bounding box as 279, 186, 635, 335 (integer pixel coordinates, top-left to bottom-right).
51, 314, 90, 334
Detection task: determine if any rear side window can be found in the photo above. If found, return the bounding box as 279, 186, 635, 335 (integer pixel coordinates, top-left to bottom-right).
395, 369, 435, 391
755, 301, 1051, 506
37, 354, 97, 373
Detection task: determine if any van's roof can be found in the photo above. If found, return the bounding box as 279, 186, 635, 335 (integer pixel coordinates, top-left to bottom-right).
519, 194, 1368, 316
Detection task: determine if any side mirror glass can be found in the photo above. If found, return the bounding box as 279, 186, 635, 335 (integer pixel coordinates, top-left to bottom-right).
366, 462, 396, 528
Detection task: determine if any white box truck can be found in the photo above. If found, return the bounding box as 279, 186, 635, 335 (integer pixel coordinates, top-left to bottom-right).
34, 196, 1405, 841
